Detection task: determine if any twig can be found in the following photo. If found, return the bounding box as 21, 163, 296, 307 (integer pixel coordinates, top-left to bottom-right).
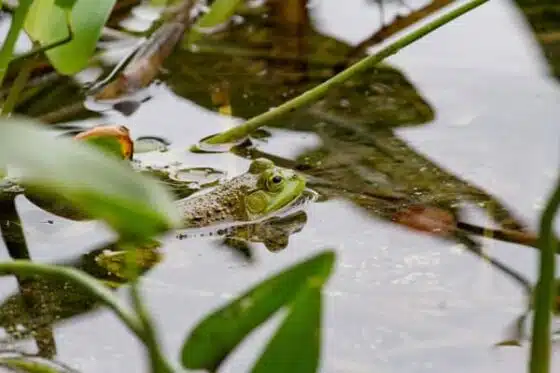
201, 0, 489, 145
457, 222, 539, 249
341, 0, 455, 67
455, 232, 533, 295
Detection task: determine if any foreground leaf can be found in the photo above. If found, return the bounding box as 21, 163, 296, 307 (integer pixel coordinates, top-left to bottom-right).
181, 250, 335, 371
0, 117, 180, 240
25, 0, 116, 74
54, 0, 77, 10
251, 287, 322, 373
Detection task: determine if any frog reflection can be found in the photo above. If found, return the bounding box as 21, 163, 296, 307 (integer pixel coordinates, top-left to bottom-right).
221, 210, 308, 253
175, 207, 309, 254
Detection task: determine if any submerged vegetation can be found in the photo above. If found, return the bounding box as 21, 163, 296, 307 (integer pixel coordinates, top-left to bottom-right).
0, 0, 558, 372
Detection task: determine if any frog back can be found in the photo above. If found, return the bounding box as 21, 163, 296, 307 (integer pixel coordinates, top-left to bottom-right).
175, 173, 258, 228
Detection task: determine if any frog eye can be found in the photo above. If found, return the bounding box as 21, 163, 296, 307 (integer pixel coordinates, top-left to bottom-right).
266, 172, 285, 192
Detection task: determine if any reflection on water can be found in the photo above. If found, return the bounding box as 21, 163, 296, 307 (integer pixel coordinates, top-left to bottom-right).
0, 0, 559, 372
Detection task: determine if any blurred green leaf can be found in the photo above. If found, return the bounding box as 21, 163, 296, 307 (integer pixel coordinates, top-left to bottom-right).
181, 250, 335, 371
251, 286, 322, 373
74, 125, 134, 160
81, 136, 127, 159
188, 0, 245, 45
54, 0, 77, 10
24, 0, 116, 75
0, 117, 180, 240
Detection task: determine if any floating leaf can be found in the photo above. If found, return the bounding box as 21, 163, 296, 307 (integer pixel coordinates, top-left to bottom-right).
25, 0, 117, 75
0, 117, 180, 240
251, 287, 322, 373
181, 250, 335, 371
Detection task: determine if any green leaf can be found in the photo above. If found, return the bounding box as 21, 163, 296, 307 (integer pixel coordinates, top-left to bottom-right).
54, 0, 77, 10
188, 0, 245, 45
81, 135, 127, 159
251, 287, 322, 373
0, 117, 181, 240
181, 250, 335, 371
24, 0, 116, 75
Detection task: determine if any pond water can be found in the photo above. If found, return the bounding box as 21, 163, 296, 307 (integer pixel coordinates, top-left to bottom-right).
1, 0, 560, 372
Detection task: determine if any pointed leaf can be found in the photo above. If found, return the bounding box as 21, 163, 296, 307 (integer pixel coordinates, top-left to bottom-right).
181, 251, 335, 371
0, 117, 180, 240
251, 286, 322, 373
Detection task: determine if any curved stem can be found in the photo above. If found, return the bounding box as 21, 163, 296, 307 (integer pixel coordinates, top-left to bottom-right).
202, 0, 489, 145
123, 243, 175, 373
529, 173, 560, 373
0, 261, 145, 341
1, 49, 37, 116
0, 0, 33, 90
130, 281, 175, 373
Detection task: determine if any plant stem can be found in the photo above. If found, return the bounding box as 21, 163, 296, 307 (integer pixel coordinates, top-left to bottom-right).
0, 261, 145, 341
130, 281, 175, 373
122, 244, 174, 373
202, 0, 489, 145
1, 49, 37, 116
0, 0, 33, 90
529, 174, 560, 373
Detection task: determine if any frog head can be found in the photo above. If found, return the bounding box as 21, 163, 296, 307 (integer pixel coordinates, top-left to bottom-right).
244, 158, 306, 220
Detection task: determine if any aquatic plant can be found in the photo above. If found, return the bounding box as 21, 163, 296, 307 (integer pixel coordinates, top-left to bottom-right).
0, 0, 556, 372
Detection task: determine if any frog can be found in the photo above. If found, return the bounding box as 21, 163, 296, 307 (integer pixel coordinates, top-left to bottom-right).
174, 158, 306, 229
159, 2, 531, 241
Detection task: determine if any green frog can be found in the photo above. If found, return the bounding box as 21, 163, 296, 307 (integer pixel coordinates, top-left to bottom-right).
10, 157, 307, 231
175, 158, 306, 228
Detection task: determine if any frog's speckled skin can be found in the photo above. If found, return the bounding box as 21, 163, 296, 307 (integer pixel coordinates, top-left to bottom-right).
175, 159, 305, 228
176, 172, 259, 227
